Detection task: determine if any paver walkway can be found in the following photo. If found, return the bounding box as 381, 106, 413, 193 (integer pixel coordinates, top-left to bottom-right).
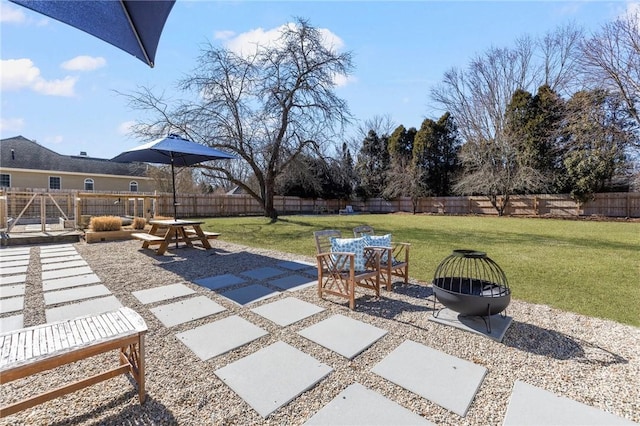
1, 245, 634, 425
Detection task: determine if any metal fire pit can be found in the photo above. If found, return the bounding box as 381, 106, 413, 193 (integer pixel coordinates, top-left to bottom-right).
432, 249, 511, 332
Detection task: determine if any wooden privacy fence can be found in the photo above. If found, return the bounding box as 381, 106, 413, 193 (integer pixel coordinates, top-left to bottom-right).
1, 190, 639, 230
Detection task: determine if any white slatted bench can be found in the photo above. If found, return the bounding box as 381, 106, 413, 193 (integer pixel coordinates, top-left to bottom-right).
0, 307, 147, 418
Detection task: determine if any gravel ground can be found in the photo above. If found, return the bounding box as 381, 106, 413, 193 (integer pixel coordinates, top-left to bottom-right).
1, 239, 639, 425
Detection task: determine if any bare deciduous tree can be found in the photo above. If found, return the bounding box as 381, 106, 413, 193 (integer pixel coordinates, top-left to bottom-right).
123, 18, 354, 219
431, 25, 583, 213
579, 8, 640, 143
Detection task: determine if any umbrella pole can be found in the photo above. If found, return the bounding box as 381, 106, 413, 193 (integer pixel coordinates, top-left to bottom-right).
171, 156, 178, 249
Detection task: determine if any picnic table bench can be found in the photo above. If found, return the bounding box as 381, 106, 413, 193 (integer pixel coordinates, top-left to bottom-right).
132, 219, 217, 255
0, 307, 147, 418
184, 229, 220, 239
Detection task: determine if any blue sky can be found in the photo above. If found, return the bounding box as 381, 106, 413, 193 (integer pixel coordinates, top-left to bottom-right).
1, 1, 636, 160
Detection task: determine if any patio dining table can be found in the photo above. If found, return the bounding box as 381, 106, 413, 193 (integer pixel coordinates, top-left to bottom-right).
134, 219, 212, 255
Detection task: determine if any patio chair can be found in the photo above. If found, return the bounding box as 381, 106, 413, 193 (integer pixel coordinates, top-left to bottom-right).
353, 225, 410, 291
314, 229, 381, 310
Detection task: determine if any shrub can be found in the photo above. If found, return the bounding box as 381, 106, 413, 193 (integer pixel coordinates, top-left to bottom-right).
90, 216, 122, 232
132, 217, 146, 230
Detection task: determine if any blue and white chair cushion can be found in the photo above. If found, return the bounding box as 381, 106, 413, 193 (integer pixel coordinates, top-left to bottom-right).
330, 236, 367, 271
363, 234, 393, 263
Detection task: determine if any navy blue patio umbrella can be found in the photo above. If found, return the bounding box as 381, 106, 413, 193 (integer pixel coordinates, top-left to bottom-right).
111, 134, 236, 220
9, 0, 175, 67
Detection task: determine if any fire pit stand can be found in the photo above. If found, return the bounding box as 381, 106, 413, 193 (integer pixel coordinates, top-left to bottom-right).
432, 249, 511, 333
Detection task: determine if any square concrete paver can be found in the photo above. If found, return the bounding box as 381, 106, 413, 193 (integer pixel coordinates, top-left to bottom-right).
40, 254, 83, 264
150, 295, 226, 327
0, 284, 25, 299
299, 314, 387, 359
0, 314, 24, 333
215, 341, 333, 418
219, 284, 280, 306
42, 266, 93, 281
276, 260, 315, 271
42, 274, 101, 291
45, 295, 122, 323
0, 275, 26, 286
240, 267, 285, 280
251, 297, 325, 326
429, 308, 513, 342
0, 248, 30, 256
41, 260, 88, 271
0, 254, 30, 262
177, 315, 268, 360
133, 283, 195, 304
503, 380, 637, 426
372, 340, 487, 417
194, 274, 246, 291
0, 296, 24, 314
44, 284, 111, 305
40, 250, 78, 258
305, 383, 435, 425
0, 259, 29, 268
268, 274, 316, 292
40, 244, 75, 252
1, 266, 28, 276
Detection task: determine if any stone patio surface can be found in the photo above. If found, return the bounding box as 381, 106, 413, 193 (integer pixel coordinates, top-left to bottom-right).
177, 315, 268, 360
304, 383, 435, 425
133, 283, 196, 304
194, 273, 246, 290
1, 242, 637, 425
372, 340, 487, 417
42, 274, 101, 291
43, 284, 111, 305
503, 381, 637, 426
219, 284, 280, 306
149, 295, 226, 327
215, 341, 333, 418
250, 297, 325, 327
298, 314, 388, 359
45, 295, 122, 323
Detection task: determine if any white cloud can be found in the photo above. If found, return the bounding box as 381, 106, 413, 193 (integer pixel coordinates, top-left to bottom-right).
221, 22, 351, 87
0, 117, 25, 133
61, 56, 106, 71
118, 120, 136, 135
214, 30, 235, 41
0, 3, 26, 23
624, 2, 640, 25
224, 25, 284, 57
333, 74, 357, 88
223, 22, 345, 57
1, 59, 76, 97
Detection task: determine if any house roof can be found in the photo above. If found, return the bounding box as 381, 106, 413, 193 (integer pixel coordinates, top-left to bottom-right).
0, 136, 148, 177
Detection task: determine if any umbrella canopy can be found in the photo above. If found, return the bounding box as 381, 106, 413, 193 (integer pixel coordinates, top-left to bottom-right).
9, 0, 175, 67
111, 134, 236, 219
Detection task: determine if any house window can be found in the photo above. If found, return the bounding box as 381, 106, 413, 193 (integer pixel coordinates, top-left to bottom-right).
49, 176, 61, 190
0, 174, 10, 187
84, 178, 94, 191
129, 181, 138, 192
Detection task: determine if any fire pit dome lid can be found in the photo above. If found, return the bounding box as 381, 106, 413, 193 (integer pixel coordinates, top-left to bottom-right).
451, 249, 486, 258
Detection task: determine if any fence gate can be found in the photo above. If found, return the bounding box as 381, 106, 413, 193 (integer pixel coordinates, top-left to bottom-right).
1, 191, 77, 233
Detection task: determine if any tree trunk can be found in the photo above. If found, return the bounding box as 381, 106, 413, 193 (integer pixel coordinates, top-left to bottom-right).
263, 177, 278, 221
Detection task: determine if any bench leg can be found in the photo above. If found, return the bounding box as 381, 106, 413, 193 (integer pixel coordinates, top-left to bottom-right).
120, 336, 145, 404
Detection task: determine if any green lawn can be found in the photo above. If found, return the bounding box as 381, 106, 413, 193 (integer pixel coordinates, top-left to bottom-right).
198, 214, 640, 327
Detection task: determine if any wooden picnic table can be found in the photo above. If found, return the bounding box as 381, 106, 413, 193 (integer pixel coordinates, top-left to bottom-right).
131, 219, 219, 255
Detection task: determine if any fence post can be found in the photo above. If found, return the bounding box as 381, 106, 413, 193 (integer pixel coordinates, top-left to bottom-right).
0, 192, 6, 229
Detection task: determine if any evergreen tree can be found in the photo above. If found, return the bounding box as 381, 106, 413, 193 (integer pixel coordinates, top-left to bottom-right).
562, 89, 633, 203
355, 130, 390, 199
